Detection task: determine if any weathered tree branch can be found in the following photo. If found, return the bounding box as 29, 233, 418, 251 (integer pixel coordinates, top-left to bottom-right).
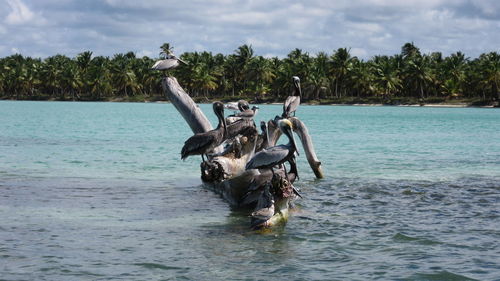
266, 118, 324, 179
290, 117, 324, 179
162, 75, 321, 228
162, 76, 213, 134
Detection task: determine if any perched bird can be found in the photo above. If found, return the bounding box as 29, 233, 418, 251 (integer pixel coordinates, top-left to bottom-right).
235, 105, 259, 119
226, 104, 258, 139
287, 155, 299, 183
246, 119, 299, 173
181, 101, 227, 162
237, 100, 250, 112
250, 184, 275, 229
255, 121, 269, 152
282, 76, 301, 118
151, 53, 187, 75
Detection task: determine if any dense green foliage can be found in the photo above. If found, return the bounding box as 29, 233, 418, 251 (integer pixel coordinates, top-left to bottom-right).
1, 43, 499, 104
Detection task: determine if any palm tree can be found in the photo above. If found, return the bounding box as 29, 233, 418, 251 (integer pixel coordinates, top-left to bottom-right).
478, 52, 500, 100
403, 54, 432, 99
160, 43, 173, 58
329, 48, 354, 98
371, 56, 401, 98
306, 52, 329, 100
441, 52, 468, 99
247, 56, 276, 99
234, 44, 254, 93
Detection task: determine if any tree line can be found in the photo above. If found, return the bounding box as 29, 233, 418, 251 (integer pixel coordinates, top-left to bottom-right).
1, 42, 499, 104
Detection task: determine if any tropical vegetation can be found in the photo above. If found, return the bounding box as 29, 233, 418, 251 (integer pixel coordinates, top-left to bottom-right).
1, 43, 499, 105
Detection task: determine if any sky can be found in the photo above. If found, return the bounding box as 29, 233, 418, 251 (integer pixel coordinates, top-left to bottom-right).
1, 0, 499, 60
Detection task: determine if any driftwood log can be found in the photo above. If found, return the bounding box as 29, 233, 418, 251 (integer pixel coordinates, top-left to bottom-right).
162, 76, 323, 228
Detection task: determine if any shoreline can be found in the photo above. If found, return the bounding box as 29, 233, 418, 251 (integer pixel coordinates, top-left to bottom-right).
1, 98, 498, 108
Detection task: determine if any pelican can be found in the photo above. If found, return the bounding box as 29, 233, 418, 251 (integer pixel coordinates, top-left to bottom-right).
287, 156, 299, 183
282, 76, 301, 118
181, 101, 227, 162
237, 100, 250, 111
246, 119, 299, 173
255, 121, 269, 152
228, 100, 251, 117
151, 53, 187, 75
235, 105, 259, 119
250, 184, 275, 229
226, 105, 258, 139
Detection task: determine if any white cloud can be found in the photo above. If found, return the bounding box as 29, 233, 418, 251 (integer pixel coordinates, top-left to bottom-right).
5, 0, 34, 25
351, 47, 368, 58
5, 0, 47, 26
0, 0, 499, 59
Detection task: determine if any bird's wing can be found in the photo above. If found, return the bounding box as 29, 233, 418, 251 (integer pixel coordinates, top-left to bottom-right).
235, 109, 254, 118
181, 132, 216, 155
246, 145, 289, 169
283, 96, 299, 116
151, 59, 177, 70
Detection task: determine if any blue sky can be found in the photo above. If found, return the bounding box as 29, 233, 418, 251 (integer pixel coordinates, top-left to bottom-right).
1, 0, 499, 59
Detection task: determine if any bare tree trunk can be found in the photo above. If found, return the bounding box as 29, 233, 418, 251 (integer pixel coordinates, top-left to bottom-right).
161, 76, 213, 134
161, 76, 323, 228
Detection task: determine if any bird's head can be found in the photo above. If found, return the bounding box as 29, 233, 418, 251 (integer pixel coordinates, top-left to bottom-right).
237, 100, 250, 111
260, 121, 267, 130
278, 118, 293, 131
213, 101, 225, 116
213, 101, 227, 134
279, 119, 299, 155
292, 76, 301, 97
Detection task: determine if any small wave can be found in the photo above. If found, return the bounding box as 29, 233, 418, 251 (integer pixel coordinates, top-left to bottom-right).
392, 233, 441, 245
407, 270, 479, 281
134, 262, 187, 271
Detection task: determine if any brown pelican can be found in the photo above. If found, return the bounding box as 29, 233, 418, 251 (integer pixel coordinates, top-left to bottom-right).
282, 76, 301, 117
237, 100, 250, 111
287, 156, 299, 183
250, 184, 275, 229
255, 121, 269, 152
240, 155, 301, 206
225, 100, 250, 113
226, 105, 258, 139
246, 119, 299, 173
235, 105, 259, 119
181, 101, 226, 162
151, 53, 187, 75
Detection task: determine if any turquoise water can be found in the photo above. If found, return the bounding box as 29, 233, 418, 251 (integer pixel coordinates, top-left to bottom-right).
1, 100, 499, 280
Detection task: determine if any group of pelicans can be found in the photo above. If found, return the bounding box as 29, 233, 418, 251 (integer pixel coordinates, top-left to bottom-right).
153, 52, 303, 228
180, 76, 302, 177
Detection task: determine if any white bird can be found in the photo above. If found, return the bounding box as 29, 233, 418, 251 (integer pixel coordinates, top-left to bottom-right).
282, 76, 301, 118
151, 53, 187, 75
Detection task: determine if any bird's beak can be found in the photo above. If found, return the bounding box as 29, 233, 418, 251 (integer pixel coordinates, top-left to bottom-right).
178, 58, 188, 65
220, 108, 227, 136
287, 126, 299, 156
294, 80, 302, 97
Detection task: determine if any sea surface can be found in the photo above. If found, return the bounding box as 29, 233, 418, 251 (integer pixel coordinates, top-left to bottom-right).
1, 100, 499, 280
